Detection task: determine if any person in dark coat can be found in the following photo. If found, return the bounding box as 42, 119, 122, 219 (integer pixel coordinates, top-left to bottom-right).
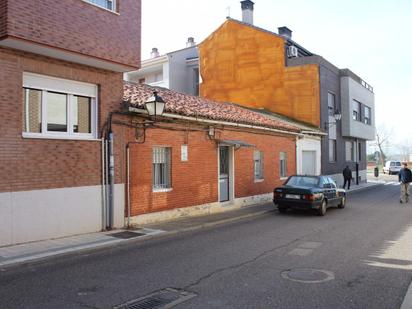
342, 165, 352, 190
399, 162, 412, 203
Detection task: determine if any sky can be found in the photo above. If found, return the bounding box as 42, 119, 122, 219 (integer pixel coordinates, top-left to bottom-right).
141, 0, 412, 152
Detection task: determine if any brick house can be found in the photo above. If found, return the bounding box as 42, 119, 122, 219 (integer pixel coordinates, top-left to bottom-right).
0, 0, 141, 246
122, 83, 322, 225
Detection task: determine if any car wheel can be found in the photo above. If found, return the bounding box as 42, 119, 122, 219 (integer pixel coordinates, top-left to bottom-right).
338, 196, 346, 209
278, 207, 287, 213
318, 199, 327, 216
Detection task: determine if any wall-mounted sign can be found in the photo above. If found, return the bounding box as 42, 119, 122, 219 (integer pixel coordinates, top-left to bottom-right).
181, 145, 188, 161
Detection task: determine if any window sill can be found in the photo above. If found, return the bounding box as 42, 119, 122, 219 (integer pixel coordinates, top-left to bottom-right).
81, 0, 120, 15
254, 179, 264, 183
22, 132, 99, 141
280, 177, 288, 180
153, 188, 173, 193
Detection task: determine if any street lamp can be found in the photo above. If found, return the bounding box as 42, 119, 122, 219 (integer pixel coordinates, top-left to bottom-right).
144, 91, 165, 117
324, 110, 342, 129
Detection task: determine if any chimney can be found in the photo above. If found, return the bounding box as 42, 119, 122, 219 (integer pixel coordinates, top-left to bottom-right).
278, 27, 292, 40
240, 0, 254, 25
186, 37, 196, 48
150, 47, 160, 58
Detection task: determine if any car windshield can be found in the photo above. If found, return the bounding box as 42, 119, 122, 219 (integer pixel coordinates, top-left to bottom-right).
285, 176, 319, 188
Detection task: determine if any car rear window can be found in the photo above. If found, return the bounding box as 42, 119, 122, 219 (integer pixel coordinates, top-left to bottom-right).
286, 176, 319, 187
396, 162, 401, 166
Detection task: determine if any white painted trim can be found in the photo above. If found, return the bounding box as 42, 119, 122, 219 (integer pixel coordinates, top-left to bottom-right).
153, 188, 173, 193
22, 132, 101, 141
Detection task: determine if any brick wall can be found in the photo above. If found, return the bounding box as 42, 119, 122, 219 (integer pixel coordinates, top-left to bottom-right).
0, 47, 125, 193
3, 0, 141, 68
129, 124, 296, 216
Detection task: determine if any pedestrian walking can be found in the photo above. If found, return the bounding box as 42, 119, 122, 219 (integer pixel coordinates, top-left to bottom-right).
342, 165, 352, 190
399, 162, 412, 203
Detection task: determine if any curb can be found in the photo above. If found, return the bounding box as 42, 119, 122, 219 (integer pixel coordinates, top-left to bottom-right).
401, 280, 412, 309
0, 208, 272, 270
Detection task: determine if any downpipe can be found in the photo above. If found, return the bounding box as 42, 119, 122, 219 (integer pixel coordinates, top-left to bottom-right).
107, 131, 115, 229
101, 138, 107, 231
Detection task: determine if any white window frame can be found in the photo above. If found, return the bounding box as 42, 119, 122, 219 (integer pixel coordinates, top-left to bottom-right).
22, 73, 98, 140
254, 150, 264, 181
83, 0, 116, 12
153, 147, 172, 192
280, 152, 287, 178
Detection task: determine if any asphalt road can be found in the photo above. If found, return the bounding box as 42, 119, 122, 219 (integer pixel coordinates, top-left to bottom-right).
1, 182, 412, 309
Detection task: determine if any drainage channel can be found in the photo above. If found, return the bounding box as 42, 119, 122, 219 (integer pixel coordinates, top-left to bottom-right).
113, 288, 196, 309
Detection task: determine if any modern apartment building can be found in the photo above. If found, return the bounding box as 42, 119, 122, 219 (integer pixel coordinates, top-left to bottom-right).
125, 38, 200, 96
0, 0, 141, 246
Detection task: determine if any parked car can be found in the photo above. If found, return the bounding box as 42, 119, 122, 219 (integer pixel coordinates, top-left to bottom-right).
273, 175, 346, 216
383, 161, 402, 175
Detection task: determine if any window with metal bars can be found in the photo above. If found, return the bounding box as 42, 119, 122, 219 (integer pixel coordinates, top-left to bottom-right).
153, 147, 171, 190
254, 150, 264, 180
280, 152, 287, 178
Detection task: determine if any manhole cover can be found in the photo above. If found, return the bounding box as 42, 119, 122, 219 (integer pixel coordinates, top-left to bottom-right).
281, 268, 335, 283
113, 288, 196, 309
109, 231, 146, 239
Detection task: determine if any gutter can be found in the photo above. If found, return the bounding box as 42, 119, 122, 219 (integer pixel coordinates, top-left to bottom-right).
127, 106, 304, 137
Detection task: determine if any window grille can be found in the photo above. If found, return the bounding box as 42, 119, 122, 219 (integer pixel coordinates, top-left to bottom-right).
153, 147, 171, 190
280, 152, 287, 178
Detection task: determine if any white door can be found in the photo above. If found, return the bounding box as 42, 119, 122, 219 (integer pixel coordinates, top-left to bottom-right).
302, 151, 316, 175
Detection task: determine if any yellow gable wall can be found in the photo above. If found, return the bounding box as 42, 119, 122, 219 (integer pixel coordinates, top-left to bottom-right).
199, 20, 320, 127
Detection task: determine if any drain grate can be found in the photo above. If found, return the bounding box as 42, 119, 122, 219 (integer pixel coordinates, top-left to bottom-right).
113, 288, 196, 309
109, 231, 146, 239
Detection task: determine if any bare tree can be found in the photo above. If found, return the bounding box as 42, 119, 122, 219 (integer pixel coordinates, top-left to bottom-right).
374, 124, 393, 166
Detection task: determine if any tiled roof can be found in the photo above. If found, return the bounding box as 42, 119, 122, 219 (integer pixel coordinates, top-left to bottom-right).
123, 82, 301, 133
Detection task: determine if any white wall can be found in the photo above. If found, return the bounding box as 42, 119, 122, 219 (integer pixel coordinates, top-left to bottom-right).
0, 184, 124, 247
296, 136, 321, 175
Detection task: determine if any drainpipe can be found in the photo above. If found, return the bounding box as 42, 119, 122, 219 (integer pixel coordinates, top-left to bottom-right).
101, 138, 107, 231
126, 144, 131, 228
356, 139, 359, 185
108, 131, 115, 229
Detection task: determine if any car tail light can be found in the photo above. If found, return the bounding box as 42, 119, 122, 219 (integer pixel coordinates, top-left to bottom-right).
304, 194, 315, 201
274, 192, 282, 199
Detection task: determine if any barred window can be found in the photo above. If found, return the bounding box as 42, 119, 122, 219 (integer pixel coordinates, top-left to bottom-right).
254, 150, 264, 180
280, 152, 287, 178
153, 147, 171, 190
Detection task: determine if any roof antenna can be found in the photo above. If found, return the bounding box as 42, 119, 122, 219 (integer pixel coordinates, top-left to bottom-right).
226, 6, 231, 17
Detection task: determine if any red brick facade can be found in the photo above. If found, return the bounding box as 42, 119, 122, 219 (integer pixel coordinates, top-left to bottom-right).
1, 0, 141, 68
0, 47, 125, 193
129, 122, 296, 216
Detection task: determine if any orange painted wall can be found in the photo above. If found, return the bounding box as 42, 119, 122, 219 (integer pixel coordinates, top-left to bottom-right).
199, 20, 320, 127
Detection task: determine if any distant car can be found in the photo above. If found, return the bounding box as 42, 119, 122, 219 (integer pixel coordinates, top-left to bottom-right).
273, 175, 346, 216
383, 161, 402, 175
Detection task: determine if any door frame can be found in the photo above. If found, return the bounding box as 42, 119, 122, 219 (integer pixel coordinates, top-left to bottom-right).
218, 145, 234, 203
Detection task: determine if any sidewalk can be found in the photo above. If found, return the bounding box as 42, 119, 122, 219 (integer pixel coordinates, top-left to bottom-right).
0, 180, 379, 269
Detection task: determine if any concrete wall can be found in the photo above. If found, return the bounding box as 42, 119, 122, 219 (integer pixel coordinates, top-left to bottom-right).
168, 46, 198, 95
0, 184, 124, 247
341, 76, 375, 140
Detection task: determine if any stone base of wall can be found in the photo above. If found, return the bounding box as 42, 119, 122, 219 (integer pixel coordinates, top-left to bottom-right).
128, 193, 272, 226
